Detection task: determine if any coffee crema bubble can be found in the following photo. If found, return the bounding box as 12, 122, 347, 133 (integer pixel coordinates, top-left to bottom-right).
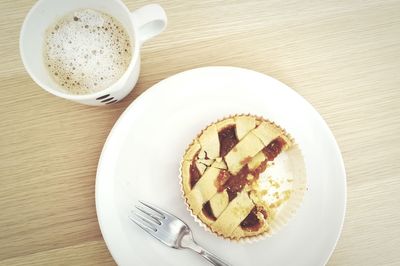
44, 9, 132, 95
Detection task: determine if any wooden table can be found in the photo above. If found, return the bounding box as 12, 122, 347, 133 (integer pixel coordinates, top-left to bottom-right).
1, 0, 399, 265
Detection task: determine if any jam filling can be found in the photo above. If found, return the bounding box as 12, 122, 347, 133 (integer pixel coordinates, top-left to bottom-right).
215, 170, 231, 192
202, 201, 216, 221
189, 156, 201, 189
223, 166, 250, 201
262, 137, 286, 160
252, 160, 268, 177
240, 206, 268, 231
218, 125, 239, 157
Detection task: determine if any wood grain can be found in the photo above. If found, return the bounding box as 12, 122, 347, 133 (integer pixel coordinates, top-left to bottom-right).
1, 0, 399, 265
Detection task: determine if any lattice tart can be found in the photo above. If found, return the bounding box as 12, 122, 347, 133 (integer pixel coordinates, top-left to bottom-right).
180, 115, 307, 241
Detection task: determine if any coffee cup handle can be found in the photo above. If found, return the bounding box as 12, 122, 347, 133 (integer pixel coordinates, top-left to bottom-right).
131, 4, 167, 46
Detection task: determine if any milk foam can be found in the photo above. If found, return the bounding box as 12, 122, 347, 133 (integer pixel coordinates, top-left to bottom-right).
44, 9, 132, 94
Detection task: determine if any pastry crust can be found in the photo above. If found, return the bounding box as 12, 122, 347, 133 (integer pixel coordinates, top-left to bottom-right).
187, 165, 221, 215
215, 118, 235, 131
181, 160, 192, 195
235, 115, 256, 140
209, 191, 229, 217
210, 190, 254, 236
180, 115, 296, 240
224, 131, 264, 174
183, 140, 201, 161
198, 124, 219, 159
252, 121, 282, 146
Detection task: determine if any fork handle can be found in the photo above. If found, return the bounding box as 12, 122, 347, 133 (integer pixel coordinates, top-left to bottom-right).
197, 247, 231, 266
185, 241, 231, 266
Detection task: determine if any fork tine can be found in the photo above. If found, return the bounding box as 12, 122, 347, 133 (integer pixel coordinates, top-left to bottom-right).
138, 201, 168, 219
135, 205, 162, 225
129, 214, 157, 234
131, 209, 160, 227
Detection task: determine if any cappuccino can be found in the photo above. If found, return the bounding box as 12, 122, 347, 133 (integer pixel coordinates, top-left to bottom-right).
44, 9, 132, 94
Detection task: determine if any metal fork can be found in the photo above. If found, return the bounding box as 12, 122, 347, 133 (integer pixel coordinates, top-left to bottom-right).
129, 201, 231, 266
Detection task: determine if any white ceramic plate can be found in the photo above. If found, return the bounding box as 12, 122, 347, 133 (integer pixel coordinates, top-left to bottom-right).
96, 66, 346, 266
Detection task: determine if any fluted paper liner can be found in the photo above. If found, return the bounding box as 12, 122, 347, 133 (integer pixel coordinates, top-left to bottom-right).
179, 114, 307, 243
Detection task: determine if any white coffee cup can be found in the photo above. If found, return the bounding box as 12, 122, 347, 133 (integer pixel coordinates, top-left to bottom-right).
20, 0, 167, 106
